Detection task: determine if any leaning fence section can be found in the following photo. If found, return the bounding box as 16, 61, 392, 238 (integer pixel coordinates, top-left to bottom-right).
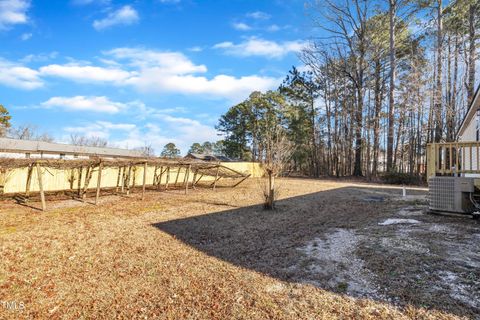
0, 158, 260, 211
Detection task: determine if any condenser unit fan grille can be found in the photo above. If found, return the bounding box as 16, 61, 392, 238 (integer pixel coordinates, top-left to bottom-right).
429, 177, 455, 212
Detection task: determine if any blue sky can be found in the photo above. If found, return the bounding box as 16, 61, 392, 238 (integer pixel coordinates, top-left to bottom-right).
0, 0, 307, 154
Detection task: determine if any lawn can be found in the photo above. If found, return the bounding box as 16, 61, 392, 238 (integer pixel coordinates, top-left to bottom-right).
0, 178, 478, 319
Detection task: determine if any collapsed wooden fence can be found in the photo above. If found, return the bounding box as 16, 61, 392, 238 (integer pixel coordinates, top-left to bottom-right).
0, 157, 251, 211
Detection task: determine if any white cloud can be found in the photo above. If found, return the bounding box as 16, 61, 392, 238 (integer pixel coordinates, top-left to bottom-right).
93, 5, 139, 30
20, 32, 31, 40
267, 24, 280, 32
0, 0, 30, 29
64, 127, 109, 140
296, 64, 312, 73
33, 47, 281, 101
105, 47, 207, 74
96, 121, 136, 130
266, 24, 290, 32
62, 115, 218, 155
42, 96, 129, 113
134, 103, 187, 121
246, 11, 270, 20
39, 63, 133, 83
162, 116, 218, 149
0, 58, 43, 89
232, 22, 252, 31
188, 46, 203, 52
214, 37, 306, 59
113, 123, 171, 151
20, 51, 58, 63
129, 73, 279, 101
158, 0, 180, 3
122, 117, 218, 154
64, 120, 136, 140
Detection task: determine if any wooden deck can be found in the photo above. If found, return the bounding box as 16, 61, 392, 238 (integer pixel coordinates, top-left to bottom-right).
427, 141, 480, 178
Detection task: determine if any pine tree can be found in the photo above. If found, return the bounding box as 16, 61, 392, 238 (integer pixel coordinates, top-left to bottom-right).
160, 143, 181, 158
0, 104, 12, 137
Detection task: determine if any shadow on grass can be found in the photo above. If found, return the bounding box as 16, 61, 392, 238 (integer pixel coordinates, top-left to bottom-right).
152, 185, 478, 318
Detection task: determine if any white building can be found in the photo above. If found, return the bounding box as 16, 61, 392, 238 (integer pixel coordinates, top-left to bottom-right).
427, 86, 480, 178
0, 138, 144, 159
458, 86, 480, 143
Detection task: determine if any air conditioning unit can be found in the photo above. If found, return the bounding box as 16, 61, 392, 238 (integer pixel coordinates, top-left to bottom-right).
428, 177, 475, 213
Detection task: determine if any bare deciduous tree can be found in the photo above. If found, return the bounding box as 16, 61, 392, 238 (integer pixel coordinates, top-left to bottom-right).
218, 0, 478, 181
134, 145, 156, 157
70, 134, 108, 147
261, 125, 293, 210
9, 124, 54, 142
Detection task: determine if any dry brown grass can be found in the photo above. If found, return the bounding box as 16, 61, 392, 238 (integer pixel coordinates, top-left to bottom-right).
0, 178, 475, 319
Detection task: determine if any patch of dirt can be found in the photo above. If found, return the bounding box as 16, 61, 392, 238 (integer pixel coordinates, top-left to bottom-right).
437, 271, 480, 310
357, 200, 480, 318
397, 206, 425, 217
378, 218, 421, 225
295, 228, 384, 300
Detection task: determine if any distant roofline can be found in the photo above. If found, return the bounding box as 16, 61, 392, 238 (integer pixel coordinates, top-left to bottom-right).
0, 137, 144, 158
185, 152, 234, 162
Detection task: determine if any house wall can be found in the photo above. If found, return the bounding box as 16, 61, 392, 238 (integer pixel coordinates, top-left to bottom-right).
428, 85, 480, 179
458, 116, 477, 142
0, 137, 144, 158
457, 115, 479, 175
0, 162, 263, 194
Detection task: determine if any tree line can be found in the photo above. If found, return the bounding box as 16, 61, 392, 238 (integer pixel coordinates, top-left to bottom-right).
2, 0, 478, 177
217, 0, 480, 179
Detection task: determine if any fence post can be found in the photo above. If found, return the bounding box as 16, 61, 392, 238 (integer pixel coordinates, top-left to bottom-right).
95, 162, 103, 205
142, 162, 147, 201
36, 163, 46, 211
25, 164, 33, 202
184, 164, 191, 195
0, 167, 6, 195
